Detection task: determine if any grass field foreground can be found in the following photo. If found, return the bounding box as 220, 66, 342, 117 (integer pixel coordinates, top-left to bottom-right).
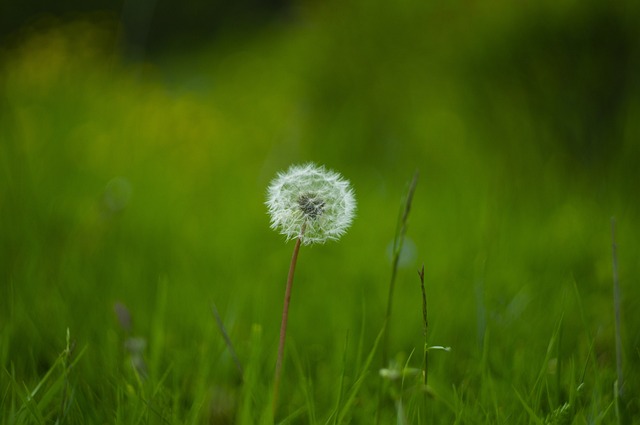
1, 2, 640, 423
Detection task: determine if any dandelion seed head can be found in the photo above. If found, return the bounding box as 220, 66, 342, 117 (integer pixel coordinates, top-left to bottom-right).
297, 193, 325, 219
266, 163, 356, 245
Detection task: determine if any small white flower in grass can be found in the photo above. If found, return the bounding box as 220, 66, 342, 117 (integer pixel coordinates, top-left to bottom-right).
266, 163, 356, 245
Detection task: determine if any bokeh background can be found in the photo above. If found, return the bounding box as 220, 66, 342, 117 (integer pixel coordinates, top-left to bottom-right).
1, 0, 639, 420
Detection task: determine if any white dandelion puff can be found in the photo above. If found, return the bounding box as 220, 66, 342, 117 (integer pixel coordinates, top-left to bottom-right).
266, 163, 356, 245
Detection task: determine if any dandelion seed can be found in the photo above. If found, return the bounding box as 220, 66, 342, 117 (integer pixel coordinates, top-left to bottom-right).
266, 163, 356, 245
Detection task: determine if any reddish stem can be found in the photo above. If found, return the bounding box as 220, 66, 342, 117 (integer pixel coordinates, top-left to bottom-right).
273, 231, 304, 414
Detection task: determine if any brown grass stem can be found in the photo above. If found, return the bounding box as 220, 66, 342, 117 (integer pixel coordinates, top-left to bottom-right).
418, 264, 428, 387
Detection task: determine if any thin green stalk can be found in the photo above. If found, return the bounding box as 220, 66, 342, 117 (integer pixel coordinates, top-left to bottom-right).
332, 333, 349, 425
273, 225, 305, 416
382, 170, 419, 367
377, 171, 418, 425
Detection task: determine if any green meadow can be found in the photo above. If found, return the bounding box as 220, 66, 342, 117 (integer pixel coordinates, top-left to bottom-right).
1, 1, 639, 423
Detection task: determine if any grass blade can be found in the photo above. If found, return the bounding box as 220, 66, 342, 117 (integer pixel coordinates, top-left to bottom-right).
338, 325, 385, 424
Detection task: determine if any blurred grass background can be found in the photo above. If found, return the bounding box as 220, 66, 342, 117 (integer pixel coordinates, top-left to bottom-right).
1, 0, 640, 422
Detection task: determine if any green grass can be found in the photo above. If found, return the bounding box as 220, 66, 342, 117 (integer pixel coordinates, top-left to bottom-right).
1, 1, 640, 423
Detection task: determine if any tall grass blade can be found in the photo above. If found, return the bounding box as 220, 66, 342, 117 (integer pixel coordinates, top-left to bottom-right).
290, 343, 317, 425
332, 333, 349, 425
514, 388, 544, 425
382, 170, 419, 367
212, 301, 243, 377
339, 325, 385, 424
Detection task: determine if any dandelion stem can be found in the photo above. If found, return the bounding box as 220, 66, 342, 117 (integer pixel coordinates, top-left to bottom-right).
273, 224, 305, 415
